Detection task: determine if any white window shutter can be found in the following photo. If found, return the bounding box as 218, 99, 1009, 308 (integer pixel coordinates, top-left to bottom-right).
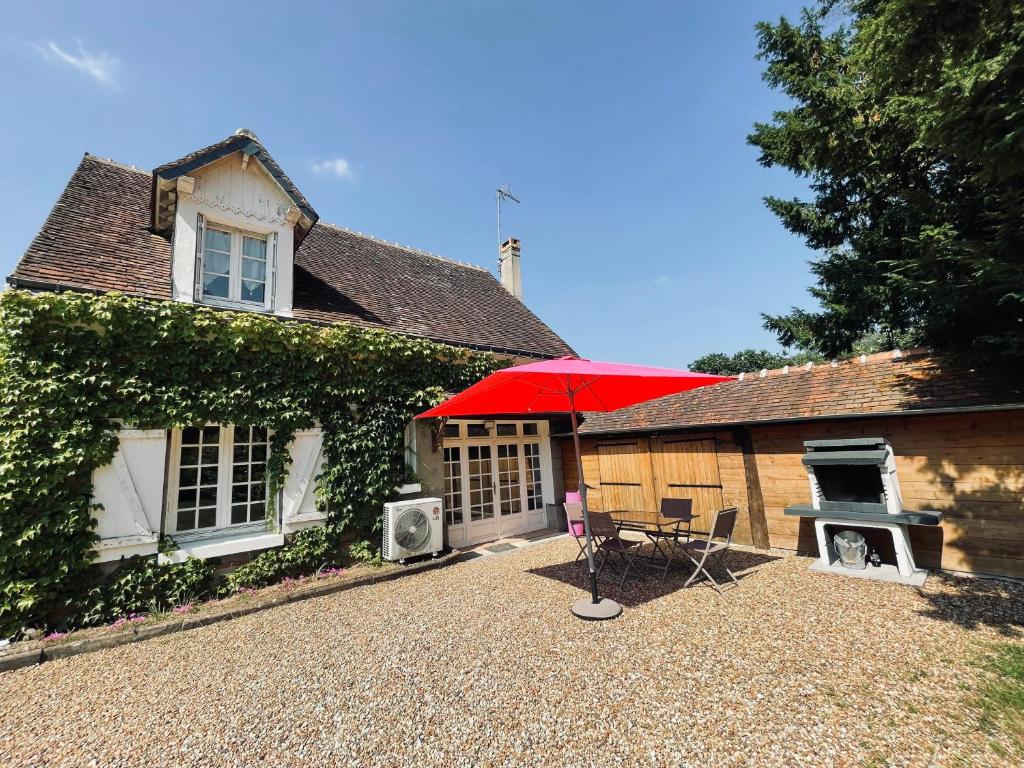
281, 428, 327, 533
91, 429, 167, 562
193, 213, 205, 301
267, 231, 277, 311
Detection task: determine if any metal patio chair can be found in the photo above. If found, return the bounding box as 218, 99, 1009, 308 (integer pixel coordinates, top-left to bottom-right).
589, 511, 644, 588
564, 502, 589, 562
643, 498, 696, 580
677, 507, 740, 593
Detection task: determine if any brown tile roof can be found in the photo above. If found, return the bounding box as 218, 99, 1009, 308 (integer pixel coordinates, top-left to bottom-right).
11, 155, 173, 300
292, 224, 573, 356
579, 349, 1024, 434
9, 154, 574, 359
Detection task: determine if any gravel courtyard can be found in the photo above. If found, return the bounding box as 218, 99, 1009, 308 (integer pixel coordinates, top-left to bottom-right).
1, 538, 1022, 768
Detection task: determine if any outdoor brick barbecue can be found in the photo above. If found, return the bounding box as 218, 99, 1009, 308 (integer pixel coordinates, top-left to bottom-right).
784, 437, 942, 585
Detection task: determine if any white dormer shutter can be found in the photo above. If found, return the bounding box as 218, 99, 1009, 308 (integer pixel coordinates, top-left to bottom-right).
193, 213, 205, 301
267, 231, 277, 311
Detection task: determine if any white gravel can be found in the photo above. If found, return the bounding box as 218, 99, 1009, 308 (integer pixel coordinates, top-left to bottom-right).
0, 539, 1021, 767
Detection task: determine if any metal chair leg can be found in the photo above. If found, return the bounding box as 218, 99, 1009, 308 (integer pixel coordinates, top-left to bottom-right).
711, 551, 739, 586
683, 550, 723, 593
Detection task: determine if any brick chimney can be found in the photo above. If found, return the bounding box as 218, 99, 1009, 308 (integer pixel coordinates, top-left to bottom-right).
499, 237, 522, 299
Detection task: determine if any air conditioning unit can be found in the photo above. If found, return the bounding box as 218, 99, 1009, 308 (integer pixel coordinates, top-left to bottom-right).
382, 497, 443, 562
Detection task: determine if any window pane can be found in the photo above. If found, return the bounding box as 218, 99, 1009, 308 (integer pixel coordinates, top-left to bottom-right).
231, 504, 248, 525
251, 444, 267, 463
242, 236, 266, 260
241, 279, 265, 303
178, 467, 197, 487
197, 508, 217, 528
200, 466, 218, 486
205, 251, 230, 275
232, 484, 248, 503
523, 423, 539, 436
250, 482, 265, 501
182, 426, 201, 444
203, 274, 229, 298
467, 424, 488, 438
201, 446, 219, 465
177, 509, 195, 531
250, 503, 265, 521
234, 443, 249, 463
177, 488, 196, 508
199, 486, 217, 506
252, 427, 268, 442
202, 425, 220, 443
232, 464, 248, 483
205, 228, 231, 252
496, 424, 516, 436
180, 446, 198, 466
241, 257, 266, 281
443, 423, 459, 438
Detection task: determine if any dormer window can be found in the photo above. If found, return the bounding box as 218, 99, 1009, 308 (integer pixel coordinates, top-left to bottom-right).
199, 218, 273, 308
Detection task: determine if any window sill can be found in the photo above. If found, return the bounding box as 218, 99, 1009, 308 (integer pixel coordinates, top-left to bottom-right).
396, 482, 422, 495
94, 534, 159, 563
159, 530, 284, 564
198, 297, 272, 313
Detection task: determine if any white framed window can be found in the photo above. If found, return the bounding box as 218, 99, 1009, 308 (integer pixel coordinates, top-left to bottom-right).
168, 425, 270, 535
199, 220, 273, 308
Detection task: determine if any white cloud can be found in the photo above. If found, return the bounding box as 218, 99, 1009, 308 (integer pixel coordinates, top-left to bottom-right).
311, 157, 355, 179
653, 274, 671, 285
30, 40, 120, 88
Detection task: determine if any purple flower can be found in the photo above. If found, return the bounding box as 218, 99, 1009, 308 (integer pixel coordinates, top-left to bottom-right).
172, 604, 193, 615
43, 630, 69, 642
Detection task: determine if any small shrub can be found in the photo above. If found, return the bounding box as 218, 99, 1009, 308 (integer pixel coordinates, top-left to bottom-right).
225, 526, 345, 592
347, 539, 382, 565
77, 555, 215, 628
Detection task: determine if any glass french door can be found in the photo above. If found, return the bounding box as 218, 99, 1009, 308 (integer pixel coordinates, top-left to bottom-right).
442, 423, 551, 547
465, 444, 497, 541
496, 443, 524, 536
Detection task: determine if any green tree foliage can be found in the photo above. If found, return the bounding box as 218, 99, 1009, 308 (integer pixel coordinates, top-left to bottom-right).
689, 348, 820, 375
0, 291, 495, 637
751, 0, 1024, 363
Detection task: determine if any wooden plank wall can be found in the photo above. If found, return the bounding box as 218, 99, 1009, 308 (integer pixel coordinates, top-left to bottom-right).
750, 410, 1024, 578
560, 431, 757, 546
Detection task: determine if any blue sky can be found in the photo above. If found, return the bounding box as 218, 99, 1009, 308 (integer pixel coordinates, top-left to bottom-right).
0, 1, 816, 367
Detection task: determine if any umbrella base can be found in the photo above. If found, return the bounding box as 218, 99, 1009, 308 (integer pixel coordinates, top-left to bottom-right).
570, 597, 622, 621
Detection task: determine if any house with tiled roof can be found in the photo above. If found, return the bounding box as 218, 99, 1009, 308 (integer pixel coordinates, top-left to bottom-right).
560, 349, 1024, 579
8, 130, 575, 562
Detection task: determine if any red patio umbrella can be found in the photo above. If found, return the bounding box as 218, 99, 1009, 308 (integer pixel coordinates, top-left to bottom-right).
417, 356, 733, 620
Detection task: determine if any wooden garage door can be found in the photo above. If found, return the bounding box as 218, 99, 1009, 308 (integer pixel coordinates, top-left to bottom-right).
596, 441, 655, 516
652, 438, 725, 519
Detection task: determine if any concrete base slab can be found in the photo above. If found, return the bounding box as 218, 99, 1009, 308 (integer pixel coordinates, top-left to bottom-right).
809, 558, 928, 587
571, 597, 622, 621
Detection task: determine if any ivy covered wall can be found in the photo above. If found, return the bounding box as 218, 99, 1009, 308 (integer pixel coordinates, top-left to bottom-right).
0, 290, 496, 637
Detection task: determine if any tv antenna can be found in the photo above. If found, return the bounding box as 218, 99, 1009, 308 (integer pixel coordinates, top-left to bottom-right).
496, 184, 520, 264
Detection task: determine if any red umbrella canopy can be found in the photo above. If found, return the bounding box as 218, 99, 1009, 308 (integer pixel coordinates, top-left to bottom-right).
417, 356, 734, 418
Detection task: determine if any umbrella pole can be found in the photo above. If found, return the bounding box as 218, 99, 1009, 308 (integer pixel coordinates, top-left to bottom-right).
568, 401, 622, 621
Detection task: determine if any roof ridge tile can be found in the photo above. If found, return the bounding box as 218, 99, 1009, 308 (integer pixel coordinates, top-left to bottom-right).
316, 221, 490, 273
83, 153, 149, 176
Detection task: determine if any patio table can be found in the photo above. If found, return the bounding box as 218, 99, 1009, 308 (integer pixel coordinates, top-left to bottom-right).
610, 510, 700, 578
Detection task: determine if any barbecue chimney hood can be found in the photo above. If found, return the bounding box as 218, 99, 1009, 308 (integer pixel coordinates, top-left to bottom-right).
803, 437, 903, 516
